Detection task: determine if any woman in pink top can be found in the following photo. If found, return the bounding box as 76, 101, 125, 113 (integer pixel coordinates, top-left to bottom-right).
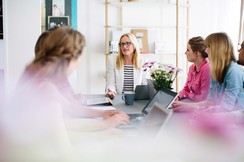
178, 36, 211, 102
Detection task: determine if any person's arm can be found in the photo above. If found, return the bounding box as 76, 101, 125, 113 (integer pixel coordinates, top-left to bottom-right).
220, 63, 244, 111
63, 101, 125, 118
172, 99, 213, 109
178, 65, 193, 100
63, 113, 130, 132
105, 55, 117, 98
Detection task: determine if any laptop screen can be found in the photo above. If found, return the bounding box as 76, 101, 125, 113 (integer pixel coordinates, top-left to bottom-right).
142, 88, 178, 115
138, 102, 173, 137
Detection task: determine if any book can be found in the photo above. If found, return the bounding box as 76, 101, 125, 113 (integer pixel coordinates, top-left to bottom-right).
86, 97, 113, 106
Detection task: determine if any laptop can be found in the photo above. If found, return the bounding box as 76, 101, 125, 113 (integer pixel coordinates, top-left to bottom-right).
117, 88, 178, 129
137, 102, 173, 137
147, 79, 156, 99
134, 85, 149, 100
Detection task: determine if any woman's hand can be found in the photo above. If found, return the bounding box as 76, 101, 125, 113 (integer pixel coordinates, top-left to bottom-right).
101, 110, 123, 119
104, 113, 130, 128
105, 89, 116, 99
171, 101, 197, 112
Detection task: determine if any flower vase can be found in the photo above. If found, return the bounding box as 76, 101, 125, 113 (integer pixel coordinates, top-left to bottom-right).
152, 79, 173, 91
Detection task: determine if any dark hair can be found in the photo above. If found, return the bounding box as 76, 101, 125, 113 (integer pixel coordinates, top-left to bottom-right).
189, 36, 208, 58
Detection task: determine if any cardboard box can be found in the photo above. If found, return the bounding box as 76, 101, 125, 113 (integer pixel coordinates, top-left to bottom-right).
131, 29, 148, 53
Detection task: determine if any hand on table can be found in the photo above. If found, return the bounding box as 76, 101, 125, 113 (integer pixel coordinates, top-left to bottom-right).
171, 101, 197, 112
105, 89, 116, 99
105, 113, 130, 128
102, 110, 128, 119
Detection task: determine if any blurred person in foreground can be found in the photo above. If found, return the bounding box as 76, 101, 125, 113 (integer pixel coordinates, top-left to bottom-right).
18, 27, 126, 119
0, 26, 129, 161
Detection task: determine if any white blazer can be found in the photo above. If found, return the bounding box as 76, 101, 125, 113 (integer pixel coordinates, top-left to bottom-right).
106, 54, 148, 94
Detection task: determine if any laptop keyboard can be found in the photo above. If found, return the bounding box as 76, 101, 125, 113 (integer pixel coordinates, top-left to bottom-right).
117, 114, 145, 129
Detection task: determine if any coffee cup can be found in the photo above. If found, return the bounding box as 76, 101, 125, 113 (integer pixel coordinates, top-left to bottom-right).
122, 91, 135, 105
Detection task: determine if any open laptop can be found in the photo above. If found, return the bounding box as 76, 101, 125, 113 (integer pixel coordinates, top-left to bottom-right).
134, 79, 156, 100
147, 79, 156, 99
117, 88, 178, 129
134, 85, 149, 100
137, 102, 173, 137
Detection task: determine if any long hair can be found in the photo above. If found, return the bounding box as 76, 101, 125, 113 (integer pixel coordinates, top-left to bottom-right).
116, 33, 141, 69
204, 32, 236, 83
188, 36, 208, 58
25, 26, 86, 84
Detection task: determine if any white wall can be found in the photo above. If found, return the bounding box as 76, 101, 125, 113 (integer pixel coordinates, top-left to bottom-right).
190, 0, 241, 52
76, 0, 106, 94
4, 0, 41, 94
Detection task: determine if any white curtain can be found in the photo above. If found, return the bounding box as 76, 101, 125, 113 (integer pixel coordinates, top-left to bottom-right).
239, 0, 244, 43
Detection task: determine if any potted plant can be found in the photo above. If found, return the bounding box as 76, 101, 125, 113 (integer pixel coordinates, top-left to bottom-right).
143, 61, 181, 91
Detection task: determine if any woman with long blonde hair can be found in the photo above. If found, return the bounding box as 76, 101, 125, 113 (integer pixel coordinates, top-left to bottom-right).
106, 33, 147, 99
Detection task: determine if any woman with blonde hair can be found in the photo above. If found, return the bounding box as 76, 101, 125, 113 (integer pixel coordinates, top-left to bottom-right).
172, 32, 244, 112
106, 33, 147, 99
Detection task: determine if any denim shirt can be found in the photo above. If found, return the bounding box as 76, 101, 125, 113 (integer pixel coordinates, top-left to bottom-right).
207, 61, 244, 111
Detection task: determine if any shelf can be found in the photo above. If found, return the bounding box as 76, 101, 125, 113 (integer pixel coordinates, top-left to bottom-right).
105, 25, 189, 30
104, 0, 190, 91
106, 1, 190, 8
105, 25, 177, 29
141, 53, 176, 55
106, 53, 176, 55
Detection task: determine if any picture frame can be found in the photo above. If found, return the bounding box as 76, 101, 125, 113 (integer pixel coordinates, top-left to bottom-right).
44, 0, 76, 31
48, 16, 69, 29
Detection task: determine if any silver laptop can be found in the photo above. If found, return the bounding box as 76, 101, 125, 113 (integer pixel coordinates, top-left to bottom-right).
147, 79, 156, 99
137, 102, 173, 137
117, 88, 178, 129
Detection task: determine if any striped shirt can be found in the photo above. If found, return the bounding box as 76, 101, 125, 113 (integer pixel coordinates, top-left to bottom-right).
123, 65, 134, 92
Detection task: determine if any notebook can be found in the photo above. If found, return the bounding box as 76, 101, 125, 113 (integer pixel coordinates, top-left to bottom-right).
117, 88, 178, 129
86, 97, 113, 106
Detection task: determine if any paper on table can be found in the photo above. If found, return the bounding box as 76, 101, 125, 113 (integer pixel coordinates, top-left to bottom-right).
86, 97, 112, 106
88, 106, 116, 111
